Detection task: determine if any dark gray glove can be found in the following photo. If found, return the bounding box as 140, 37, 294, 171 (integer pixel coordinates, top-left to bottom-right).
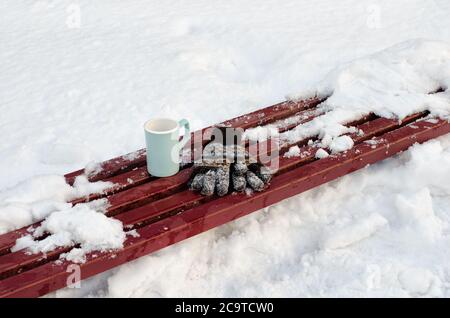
188, 142, 272, 196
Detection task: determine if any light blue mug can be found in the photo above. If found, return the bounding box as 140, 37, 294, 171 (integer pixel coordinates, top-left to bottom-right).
144, 118, 190, 177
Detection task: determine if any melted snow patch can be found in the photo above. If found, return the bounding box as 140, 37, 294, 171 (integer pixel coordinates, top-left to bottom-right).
122, 149, 146, 162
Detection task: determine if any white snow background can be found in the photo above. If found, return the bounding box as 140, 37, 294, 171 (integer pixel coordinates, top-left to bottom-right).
1, 0, 450, 297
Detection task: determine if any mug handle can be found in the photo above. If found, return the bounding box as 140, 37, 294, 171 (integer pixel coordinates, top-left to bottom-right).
177, 119, 191, 150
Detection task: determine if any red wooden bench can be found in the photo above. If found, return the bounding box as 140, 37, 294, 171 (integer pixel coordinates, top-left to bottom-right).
0, 96, 449, 297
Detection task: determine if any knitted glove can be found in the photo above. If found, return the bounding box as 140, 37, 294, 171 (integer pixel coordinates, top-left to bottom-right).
188, 142, 272, 196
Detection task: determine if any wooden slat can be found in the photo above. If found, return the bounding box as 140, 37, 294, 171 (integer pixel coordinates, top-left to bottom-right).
64, 149, 147, 185
69, 166, 152, 205
0, 112, 429, 281
1, 117, 448, 297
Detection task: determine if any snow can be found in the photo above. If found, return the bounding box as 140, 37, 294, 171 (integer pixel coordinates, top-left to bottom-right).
315, 149, 330, 159
394, 188, 444, 242
126, 229, 140, 238
83, 162, 104, 178
283, 145, 301, 158
1, 0, 450, 298
397, 267, 439, 296
13, 203, 125, 263
72, 175, 113, 197
322, 213, 388, 249
292, 41, 450, 119
282, 40, 450, 153
0, 175, 113, 235
0, 174, 117, 263
243, 126, 279, 142
328, 135, 355, 154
